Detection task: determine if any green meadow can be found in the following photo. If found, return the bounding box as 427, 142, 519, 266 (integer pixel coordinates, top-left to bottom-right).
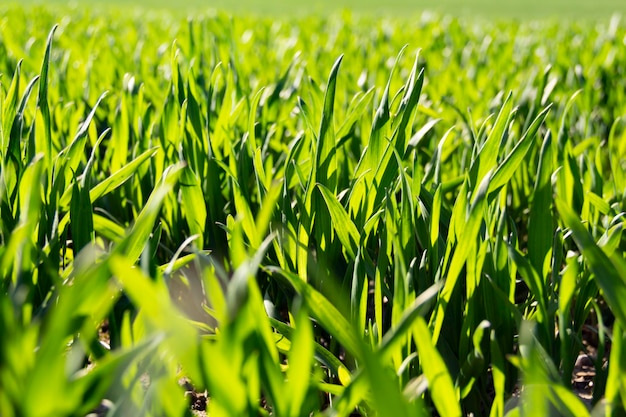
0, 2, 625, 417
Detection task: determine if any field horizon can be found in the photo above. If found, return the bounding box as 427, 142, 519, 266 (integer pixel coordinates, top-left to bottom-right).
12, 0, 626, 20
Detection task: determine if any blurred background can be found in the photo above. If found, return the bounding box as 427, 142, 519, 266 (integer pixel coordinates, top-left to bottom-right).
14, 0, 626, 20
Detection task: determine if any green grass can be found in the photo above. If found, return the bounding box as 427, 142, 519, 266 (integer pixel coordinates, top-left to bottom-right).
15, 0, 626, 19
1, 4, 626, 417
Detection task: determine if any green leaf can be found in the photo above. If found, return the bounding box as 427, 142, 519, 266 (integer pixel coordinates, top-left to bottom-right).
556, 199, 626, 325
63, 91, 109, 179
336, 87, 375, 145
413, 317, 461, 417
267, 266, 362, 360
287, 302, 315, 416
470, 92, 514, 189
392, 51, 425, 154
36, 25, 57, 167
1, 59, 21, 155
70, 176, 94, 254
114, 163, 184, 263
317, 183, 360, 260
433, 169, 491, 342
270, 317, 347, 378
180, 165, 207, 242
488, 105, 551, 197
379, 282, 442, 360
6, 74, 40, 175
489, 331, 506, 417
90, 147, 159, 202
604, 322, 626, 414
316, 54, 342, 192
528, 132, 554, 278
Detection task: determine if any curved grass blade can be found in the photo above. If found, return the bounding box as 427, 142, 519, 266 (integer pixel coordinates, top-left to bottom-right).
317, 183, 360, 260
63, 91, 109, 178
114, 163, 184, 263
1, 59, 21, 154
89, 147, 159, 202
6, 74, 40, 174
469, 92, 514, 189
267, 266, 362, 360
316, 55, 342, 192
556, 200, 626, 325
488, 105, 551, 197
528, 132, 554, 277
36, 25, 57, 168
286, 303, 315, 416
180, 165, 207, 242
413, 317, 462, 417
269, 317, 347, 378
432, 170, 492, 342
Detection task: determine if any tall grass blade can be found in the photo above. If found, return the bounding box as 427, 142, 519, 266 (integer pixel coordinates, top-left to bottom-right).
114, 163, 184, 263
556, 199, 626, 325
316, 55, 342, 192
317, 183, 360, 260
36, 25, 57, 168
488, 105, 551, 197
413, 317, 461, 417
528, 132, 554, 277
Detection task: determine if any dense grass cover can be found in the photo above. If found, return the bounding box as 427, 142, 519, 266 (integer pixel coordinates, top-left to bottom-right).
0, 6, 625, 416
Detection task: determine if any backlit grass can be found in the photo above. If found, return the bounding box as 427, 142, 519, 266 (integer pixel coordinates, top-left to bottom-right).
0, 5, 625, 417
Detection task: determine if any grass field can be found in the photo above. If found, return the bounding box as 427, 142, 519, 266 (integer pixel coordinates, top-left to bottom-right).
1, 2, 626, 417
15, 0, 626, 19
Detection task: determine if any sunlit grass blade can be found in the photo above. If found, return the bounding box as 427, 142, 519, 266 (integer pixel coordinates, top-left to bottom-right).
336, 87, 375, 146
359, 345, 427, 417
489, 330, 506, 417
528, 132, 554, 277
70, 175, 94, 254
469, 91, 514, 188
406, 117, 441, 152
269, 316, 347, 378
379, 282, 441, 359
391, 50, 425, 154
36, 25, 57, 168
603, 322, 626, 414
316, 54, 342, 192
6, 73, 40, 177
1, 59, 21, 154
180, 164, 207, 243
317, 183, 360, 260
432, 169, 491, 342
286, 301, 315, 416
556, 199, 626, 325
507, 245, 550, 348
488, 105, 551, 197
89, 147, 159, 202
114, 163, 184, 263
109, 254, 202, 377
1, 154, 44, 287
62, 91, 109, 180
267, 266, 362, 360
413, 317, 461, 417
